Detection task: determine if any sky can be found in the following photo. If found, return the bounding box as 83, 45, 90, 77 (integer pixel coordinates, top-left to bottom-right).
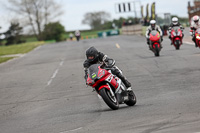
0, 0, 193, 32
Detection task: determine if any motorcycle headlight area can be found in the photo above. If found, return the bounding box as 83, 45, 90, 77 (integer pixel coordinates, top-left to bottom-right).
177, 31, 181, 36
98, 70, 105, 78
173, 32, 176, 36
87, 79, 94, 85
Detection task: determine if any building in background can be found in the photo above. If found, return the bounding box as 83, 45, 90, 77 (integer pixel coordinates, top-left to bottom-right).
188, 0, 200, 22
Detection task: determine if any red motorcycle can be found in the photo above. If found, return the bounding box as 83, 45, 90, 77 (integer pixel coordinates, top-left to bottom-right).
170, 26, 183, 50
149, 30, 162, 56
86, 63, 136, 110
195, 28, 200, 48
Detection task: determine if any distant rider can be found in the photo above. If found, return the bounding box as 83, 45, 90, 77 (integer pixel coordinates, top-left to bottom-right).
83, 46, 134, 95
190, 15, 200, 47
75, 30, 81, 41
168, 17, 184, 45
69, 33, 74, 40
145, 20, 163, 48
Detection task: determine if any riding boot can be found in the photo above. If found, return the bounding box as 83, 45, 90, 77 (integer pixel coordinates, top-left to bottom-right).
192, 37, 197, 47
160, 43, 163, 48
195, 42, 198, 47
170, 39, 173, 45
146, 38, 150, 45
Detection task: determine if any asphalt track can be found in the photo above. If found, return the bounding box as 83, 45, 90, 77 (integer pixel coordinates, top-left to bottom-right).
0, 30, 200, 133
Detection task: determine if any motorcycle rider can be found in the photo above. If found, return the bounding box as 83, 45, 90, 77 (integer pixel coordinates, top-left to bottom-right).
168, 17, 184, 45
190, 15, 200, 47
75, 30, 81, 41
146, 20, 163, 48
83, 46, 133, 94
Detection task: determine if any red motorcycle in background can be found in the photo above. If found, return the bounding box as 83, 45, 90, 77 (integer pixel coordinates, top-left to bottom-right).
195, 28, 200, 48
170, 26, 183, 50
149, 30, 162, 56
86, 63, 136, 110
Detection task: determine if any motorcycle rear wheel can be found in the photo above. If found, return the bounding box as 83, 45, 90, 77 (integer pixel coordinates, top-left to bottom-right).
125, 91, 137, 106
99, 88, 119, 110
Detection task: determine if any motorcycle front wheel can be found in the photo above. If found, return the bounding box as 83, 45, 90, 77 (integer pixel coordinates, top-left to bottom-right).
154, 44, 160, 56
175, 40, 180, 50
99, 88, 119, 110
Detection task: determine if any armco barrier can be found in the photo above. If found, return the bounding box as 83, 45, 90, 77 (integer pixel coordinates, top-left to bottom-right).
122, 24, 142, 35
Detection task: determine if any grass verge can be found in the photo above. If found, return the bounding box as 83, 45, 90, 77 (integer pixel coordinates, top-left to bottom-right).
0, 41, 45, 56
0, 41, 45, 64
0, 57, 15, 64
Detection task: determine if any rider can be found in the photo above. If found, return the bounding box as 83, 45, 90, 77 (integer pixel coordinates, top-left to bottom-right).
190, 15, 200, 47
168, 17, 184, 45
75, 30, 81, 41
146, 20, 163, 48
83, 46, 133, 94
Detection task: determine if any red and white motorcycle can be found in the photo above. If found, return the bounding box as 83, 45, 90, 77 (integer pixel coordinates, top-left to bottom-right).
86, 63, 136, 110
194, 28, 200, 48
149, 30, 162, 56
170, 26, 183, 50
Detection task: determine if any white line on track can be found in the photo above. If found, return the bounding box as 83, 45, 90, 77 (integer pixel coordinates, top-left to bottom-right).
116, 43, 120, 49
46, 60, 64, 86
59, 127, 83, 133
184, 41, 194, 45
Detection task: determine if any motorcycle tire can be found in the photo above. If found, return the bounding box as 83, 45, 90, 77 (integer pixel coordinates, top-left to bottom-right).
125, 91, 137, 106
175, 40, 180, 50
99, 88, 119, 110
154, 44, 160, 56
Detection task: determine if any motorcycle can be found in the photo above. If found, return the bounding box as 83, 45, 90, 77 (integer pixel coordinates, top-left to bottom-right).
170, 26, 183, 50
149, 30, 162, 56
195, 28, 200, 48
86, 63, 136, 110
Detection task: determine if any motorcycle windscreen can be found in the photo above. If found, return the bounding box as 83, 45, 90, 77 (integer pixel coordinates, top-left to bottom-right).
172, 26, 181, 36
150, 30, 158, 36
172, 26, 180, 31
88, 64, 101, 81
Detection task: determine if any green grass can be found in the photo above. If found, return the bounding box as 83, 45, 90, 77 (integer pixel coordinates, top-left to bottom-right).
0, 57, 14, 64
142, 26, 148, 36
0, 41, 45, 56
0, 41, 45, 64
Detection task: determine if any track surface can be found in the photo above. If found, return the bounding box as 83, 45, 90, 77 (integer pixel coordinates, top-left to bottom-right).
0, 31, 200, 133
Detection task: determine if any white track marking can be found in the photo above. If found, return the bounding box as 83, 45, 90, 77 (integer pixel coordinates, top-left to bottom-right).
116, 43, 120, 49
59, 127, 83, 133
46, 60, 64, 86
184, 41, 194, 45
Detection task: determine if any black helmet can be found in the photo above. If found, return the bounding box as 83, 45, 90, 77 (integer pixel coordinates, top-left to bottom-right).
86, 46, 99, 63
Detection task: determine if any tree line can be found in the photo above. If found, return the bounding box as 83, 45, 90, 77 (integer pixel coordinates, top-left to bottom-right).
0, 0, 189, 46
0, 0, 66, 45
81, 11, 140, 30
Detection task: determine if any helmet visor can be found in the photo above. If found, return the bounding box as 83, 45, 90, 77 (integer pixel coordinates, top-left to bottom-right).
173, 21, 178, 25
151, 24, 155, 28
88, 56, 94, 60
